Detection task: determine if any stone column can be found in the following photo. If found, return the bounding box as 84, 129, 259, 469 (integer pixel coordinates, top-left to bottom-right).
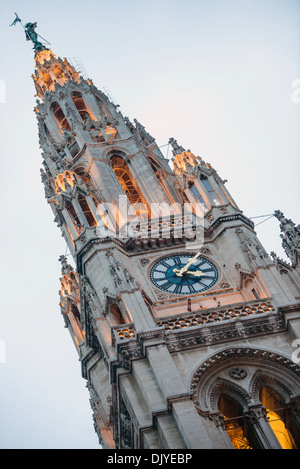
245, 404, 281, 449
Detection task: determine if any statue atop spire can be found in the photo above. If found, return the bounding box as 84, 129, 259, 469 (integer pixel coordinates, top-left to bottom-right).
24, 22, 46, 52
10, 13, 50, 52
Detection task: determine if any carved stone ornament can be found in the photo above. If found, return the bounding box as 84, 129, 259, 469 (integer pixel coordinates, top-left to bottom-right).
229, 367, 247, 380
138, 258, 150, 266
190, 347, 300, 397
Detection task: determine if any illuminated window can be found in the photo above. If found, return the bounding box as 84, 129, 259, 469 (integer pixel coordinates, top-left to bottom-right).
111, 155, 148, 218
190, 183, 208, 212
110, 304, 126, 326
71, 303, 81, 326
218, 394, 254, 449
201, 176, 222, 206
50, 101, 71, 130
105, 124, 117, 139
78, 194, 97, 227
71, 91, 91, 122
65, 200, 82, 232
260, 386, 297, 449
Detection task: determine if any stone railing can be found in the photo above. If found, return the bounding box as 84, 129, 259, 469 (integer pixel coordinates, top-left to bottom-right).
156, 299, 275, 332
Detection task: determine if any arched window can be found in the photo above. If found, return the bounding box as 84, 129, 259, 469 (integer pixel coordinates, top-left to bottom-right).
78, 194, 97, 227
260, 386, 297, 449
200, 175, 222, 206
110, 304, 126, 326
189, 182, 208, 213
218, 393, 254, 449
149, 158, 160, 176
65, 200, 82, 233
192, 348, 300, 450
111, 155, 148, 218
71, 91, 91, 122
71, 303, 81, 327
50, 101, 71, 130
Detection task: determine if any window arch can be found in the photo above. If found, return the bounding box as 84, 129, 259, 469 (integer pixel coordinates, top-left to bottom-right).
71, 303, 81, 327
65, 200, 82, 232
111, 154, 148, 218
191, 348, 300, 450
71, 91, 91, 122
50, 101, 71, 130
189, 181, 208, 213
78, 194, 97, 227
200, 175, 222, 206
109, 304, 127, 326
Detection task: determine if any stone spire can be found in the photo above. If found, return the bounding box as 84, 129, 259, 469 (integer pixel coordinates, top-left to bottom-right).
274, 210, 300, 264
33, 48, 81, 98
59, 254, 74, 276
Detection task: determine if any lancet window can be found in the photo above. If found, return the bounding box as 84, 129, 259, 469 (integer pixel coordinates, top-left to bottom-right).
65, 200, 82, 233
109, 304, 127, 326
71, 91, 91, 122
50, 101, 71, 131
189, 182, 208, 213
111, 155, 148, 218
78, 194, 97, 227
200, 175, 222, 206
71, 303, 82, 329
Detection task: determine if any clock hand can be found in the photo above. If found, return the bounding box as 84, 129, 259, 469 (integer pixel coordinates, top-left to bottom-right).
185, 270, 206, 277
173, 252, 201, 277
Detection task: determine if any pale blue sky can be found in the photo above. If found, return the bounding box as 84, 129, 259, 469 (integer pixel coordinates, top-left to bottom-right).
0, 0, 299, 449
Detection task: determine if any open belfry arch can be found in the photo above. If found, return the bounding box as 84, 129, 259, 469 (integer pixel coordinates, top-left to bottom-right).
17, 18, 300, 449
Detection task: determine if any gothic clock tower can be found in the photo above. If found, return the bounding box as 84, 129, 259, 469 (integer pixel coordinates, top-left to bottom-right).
24, 22, 300, 449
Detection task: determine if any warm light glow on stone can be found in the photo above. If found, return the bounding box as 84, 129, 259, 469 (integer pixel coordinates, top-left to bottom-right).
55, 170, 77, 193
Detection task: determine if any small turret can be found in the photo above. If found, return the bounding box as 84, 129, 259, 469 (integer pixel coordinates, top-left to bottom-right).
274, 210, 300, 265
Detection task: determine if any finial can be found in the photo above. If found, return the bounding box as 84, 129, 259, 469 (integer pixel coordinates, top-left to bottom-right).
274, 210, 285, 222
59, 255, 74, 275
168, 138, 185, 156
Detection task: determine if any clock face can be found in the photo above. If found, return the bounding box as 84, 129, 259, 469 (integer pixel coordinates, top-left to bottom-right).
150, 253, 218, 295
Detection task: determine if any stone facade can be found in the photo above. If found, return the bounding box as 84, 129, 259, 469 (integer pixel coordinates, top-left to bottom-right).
30, 39, 300, 449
